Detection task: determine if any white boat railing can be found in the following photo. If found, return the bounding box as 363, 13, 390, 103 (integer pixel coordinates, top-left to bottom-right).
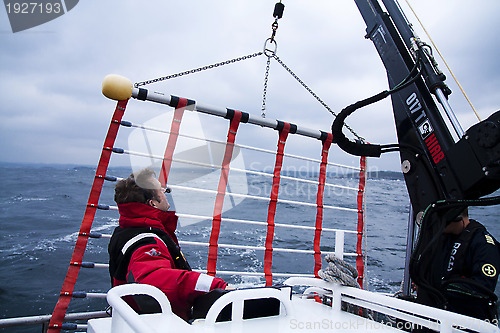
103, 284, 180, 333
284, 277, 500, 333
88, 279, 500, 333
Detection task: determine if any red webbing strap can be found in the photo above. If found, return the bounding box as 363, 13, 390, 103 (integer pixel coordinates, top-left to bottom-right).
313, 133, 333, 278
207, 111, 243, 276
356, 156, 367, 288
264, 122, 291, 286
48, 100, 128, 332
158, 98, 188, 187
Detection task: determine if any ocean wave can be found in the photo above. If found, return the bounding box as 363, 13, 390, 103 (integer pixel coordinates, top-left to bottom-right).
9, 194, 50, 202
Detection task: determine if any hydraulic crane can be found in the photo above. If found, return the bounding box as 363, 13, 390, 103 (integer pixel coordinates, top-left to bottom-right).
332, 0, 500, 305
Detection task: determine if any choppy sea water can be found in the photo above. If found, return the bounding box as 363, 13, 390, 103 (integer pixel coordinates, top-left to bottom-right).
0, 163, 499, 332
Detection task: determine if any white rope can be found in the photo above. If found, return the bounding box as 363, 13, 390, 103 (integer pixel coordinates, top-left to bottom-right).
123, 121, 360, 171
83, 293, 107, 299
94, 215, 357, 238
99, 182, 357, 214
81, 263, 109, 268
235, 167, 357, 192
80, 241, 357, 271
113, 148, 358, 192
191, 269, 315, 278
103, 193, 355, 213
177, 213, 357, 234
178, 240, 357, 257
319, 254, 359, 288
168, 184, 357, 212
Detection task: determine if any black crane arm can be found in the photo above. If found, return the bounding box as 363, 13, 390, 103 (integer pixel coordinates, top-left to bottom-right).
334, 0, 500, 216
332, 0, 500, 301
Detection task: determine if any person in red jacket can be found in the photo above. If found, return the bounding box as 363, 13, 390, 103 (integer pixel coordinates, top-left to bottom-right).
108, 168, 227, 321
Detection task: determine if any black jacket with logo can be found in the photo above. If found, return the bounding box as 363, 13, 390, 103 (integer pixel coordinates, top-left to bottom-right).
439, 219, 500, 320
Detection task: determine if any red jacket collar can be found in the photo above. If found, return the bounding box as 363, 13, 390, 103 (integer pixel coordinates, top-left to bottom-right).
117, 202, 178, 241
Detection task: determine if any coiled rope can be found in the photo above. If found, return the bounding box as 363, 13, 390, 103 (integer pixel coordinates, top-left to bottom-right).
318, 254, 359, 288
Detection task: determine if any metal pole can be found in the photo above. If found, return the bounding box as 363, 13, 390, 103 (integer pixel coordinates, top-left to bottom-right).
403, 203, 415, 296
0, 311, 108, 329
131, 88, 326, 141
435, 87, 465, 138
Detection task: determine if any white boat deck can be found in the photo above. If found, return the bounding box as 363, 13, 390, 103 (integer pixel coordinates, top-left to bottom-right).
87, 289, 400, 333
87, 277, 499, 333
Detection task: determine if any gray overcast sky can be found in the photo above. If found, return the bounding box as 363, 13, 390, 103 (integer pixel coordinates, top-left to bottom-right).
0, 1, 499, 172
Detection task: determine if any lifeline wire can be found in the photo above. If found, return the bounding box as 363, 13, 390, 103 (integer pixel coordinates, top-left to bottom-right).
403, 0, 481, 121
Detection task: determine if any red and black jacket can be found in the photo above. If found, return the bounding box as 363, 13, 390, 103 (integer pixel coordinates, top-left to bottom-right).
108, 202, 227, 321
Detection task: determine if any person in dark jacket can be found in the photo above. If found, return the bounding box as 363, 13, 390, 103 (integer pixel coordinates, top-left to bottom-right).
108, 168, 227, 321
439, 208, 500, 321
411, 208, 500, 332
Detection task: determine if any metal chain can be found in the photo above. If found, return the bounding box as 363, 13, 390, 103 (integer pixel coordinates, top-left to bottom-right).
270, 19, 279, 42
272, 54, 365, 142
134, 52, 263, 88
132, 41, 363, 141
261, 56, 272, 118
261, 38, 278, 118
